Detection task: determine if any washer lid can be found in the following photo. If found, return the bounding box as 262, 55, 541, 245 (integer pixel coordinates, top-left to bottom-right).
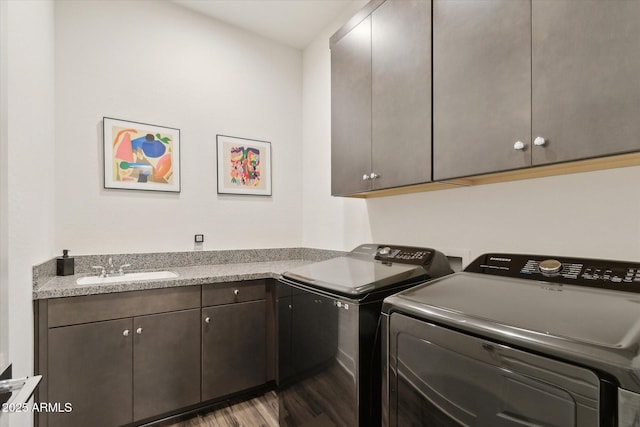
388, 272, 640, 347
383, 272, 640, 392
282, 256, 427, 297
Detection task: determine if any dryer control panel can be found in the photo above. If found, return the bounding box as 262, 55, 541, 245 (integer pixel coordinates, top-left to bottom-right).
466, 253, 640, 293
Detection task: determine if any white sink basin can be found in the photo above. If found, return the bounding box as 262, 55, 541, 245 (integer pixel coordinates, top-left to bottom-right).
76, 271, 178, 285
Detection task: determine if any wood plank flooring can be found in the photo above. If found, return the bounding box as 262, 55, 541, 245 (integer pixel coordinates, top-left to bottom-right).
164, 392, 278, 427
278, 362, 356, 427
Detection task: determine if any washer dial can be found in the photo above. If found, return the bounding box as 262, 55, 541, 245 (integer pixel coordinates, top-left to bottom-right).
539, 259, 563, 275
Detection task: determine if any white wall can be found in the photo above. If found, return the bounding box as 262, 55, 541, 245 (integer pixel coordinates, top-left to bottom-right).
4, 1, 56, 425
54, 0, 303, 255
0, 0, 10, 387
301, 5, 640, 263
301, 0, 371, 251
366, 167, 640, 263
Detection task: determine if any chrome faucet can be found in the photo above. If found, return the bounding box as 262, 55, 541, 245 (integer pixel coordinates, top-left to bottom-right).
91, 258, 131, 278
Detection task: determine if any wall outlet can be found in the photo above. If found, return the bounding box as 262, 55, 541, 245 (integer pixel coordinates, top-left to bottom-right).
194, 234, 204, 250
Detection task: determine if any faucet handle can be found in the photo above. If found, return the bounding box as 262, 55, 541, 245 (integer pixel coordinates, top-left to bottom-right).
118, 264, 131, 274
92, 266, 106, 277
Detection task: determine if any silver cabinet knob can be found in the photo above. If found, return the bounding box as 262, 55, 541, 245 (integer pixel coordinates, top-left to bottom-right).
204, 317, 211, 324
370, 172, 380, 179
513, 141, 526, 151
136, 327, 143, 335
534, 136, 546, 146
362, 174, 370, 181
234, 289, 239, 296
123, 329, 130, 337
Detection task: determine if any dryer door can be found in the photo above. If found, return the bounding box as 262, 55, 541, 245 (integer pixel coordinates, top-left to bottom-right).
388, 313, 601, 427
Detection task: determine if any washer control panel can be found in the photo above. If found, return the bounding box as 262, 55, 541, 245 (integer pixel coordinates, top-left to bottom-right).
373, 245, 435, 265
466, 253, 640, 293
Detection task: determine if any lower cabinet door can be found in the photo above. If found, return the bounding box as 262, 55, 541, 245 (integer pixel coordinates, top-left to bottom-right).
202, 300, 266, 401
48, 318, 133, 427
133, 308, 201, 421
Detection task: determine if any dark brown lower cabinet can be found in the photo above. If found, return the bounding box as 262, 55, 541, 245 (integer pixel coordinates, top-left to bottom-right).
48, 318, 133, 427
133, 309, 201, 421
37, 282, 270, 427
47, 309, 201, 426
202, 300, 266, 401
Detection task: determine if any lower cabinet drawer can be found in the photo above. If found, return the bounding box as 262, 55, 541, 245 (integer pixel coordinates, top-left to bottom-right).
47, 286, 201, 327
202, 279, 266, 306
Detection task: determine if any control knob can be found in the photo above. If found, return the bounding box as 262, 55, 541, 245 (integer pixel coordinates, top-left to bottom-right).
539, 259, 562, 275
378, 246, 391, 256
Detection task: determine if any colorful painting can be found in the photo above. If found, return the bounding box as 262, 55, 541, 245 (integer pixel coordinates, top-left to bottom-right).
103, 117, 180, 192
217, 135, 271, 196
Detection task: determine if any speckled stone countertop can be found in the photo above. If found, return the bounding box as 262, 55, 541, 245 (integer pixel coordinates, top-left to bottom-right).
33, 248, 345, 300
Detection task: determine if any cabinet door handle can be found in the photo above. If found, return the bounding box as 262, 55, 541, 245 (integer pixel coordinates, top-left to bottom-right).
204, 317, 211, 324
123, 329, 130, 337
136, 327, 143, 335
234, 289, 239, 296
370, 172, 380, 180
533, 136, 546, 146
362, 174, 370, 181
513, 140, 526, 151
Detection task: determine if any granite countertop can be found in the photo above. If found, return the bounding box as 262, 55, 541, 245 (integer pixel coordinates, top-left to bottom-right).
33, 248, 346, 300
33, 260, 310, 299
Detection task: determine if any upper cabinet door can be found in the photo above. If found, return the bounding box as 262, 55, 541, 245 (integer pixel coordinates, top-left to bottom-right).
532, 0, 640, 165
433, 0, 532, 180
331, 16, 373, 196
371, 0, 432, 189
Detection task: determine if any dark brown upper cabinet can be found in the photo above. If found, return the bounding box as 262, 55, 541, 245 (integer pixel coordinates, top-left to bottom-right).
331, 0, 432, 195
434, 0, 640, 181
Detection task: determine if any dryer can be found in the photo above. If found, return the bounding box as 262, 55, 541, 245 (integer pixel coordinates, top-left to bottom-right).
382, 253, 640, 427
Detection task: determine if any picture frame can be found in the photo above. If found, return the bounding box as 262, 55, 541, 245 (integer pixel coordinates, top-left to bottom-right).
216, 135, 272, 196
103, 117, 181, 192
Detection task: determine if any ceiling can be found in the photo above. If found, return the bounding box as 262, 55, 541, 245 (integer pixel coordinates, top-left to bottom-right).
171, 0, 358, 50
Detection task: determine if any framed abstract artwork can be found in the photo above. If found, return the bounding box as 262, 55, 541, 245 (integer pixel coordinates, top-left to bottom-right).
216, 135, 272, 196
103, 117, 181, 192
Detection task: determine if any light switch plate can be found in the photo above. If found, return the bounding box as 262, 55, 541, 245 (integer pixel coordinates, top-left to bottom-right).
194, 234, 204, 250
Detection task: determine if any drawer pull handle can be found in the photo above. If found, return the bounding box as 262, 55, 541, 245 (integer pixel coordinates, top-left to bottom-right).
204, 317, 211, 324
136, 327, 143, 335
123, 329, 130, 337
234, 289, 239, 296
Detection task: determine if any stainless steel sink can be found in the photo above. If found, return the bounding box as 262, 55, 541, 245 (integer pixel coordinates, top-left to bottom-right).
76, 271, 178, 285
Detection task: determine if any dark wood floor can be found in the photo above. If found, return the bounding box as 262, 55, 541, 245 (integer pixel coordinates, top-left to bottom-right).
163, 361, 353, 427
164, 392, 278, 427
